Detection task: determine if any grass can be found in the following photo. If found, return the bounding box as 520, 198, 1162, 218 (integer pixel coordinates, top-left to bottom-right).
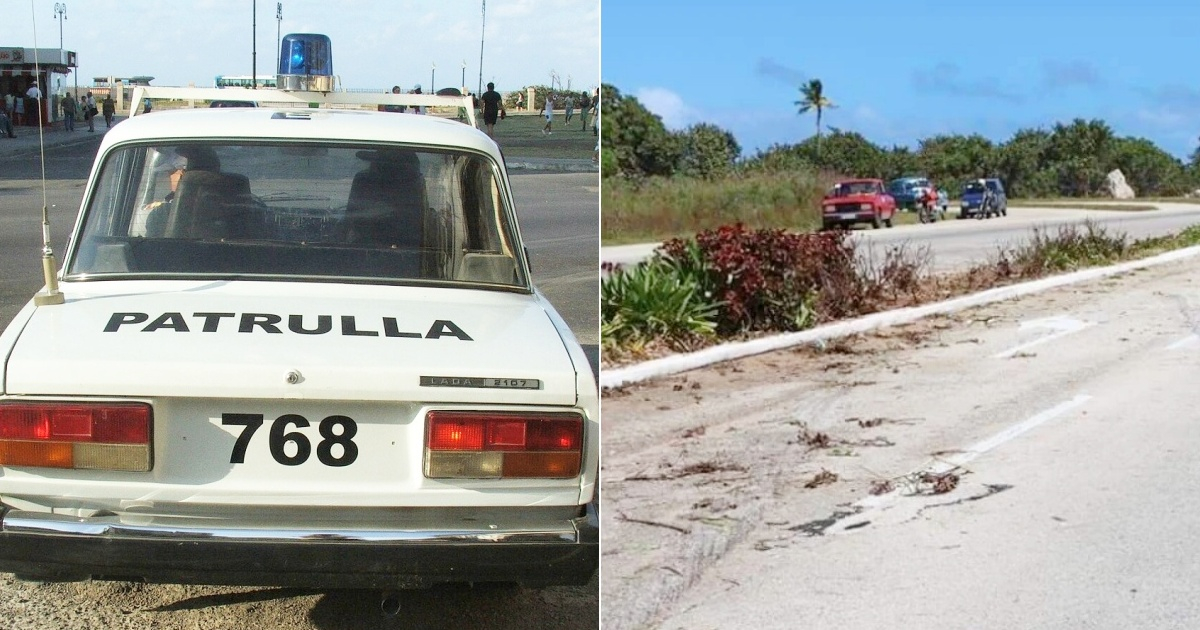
490, 112, 598, 160
602, 170, 833, 245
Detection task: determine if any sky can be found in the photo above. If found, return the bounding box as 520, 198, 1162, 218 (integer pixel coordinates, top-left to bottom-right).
6, 0, 598, 95
602, 0, 1200, 160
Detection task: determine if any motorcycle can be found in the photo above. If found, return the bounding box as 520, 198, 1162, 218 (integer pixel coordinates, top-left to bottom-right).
917, 190, 941, 224
976, 190, 995, 220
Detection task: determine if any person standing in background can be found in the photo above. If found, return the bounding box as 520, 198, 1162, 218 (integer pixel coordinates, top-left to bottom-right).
102, 94, 115, 128
13, 93, 25, 126
479, 82, 506, 138
542, 92, 555, 135
60, 92, 76, 131
409, 85, 426, 115
578, 90, 591, 130
82, 95, 94, 132
380, 85, 407, 113
592, 87, 600, 136
25, 81, 42, 127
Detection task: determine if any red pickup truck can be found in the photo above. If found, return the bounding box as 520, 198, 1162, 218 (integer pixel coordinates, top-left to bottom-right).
820, 178, 897, 230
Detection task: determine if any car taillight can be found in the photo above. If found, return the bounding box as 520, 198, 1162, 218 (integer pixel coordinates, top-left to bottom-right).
425, 410, 583, 479
0, 402, 152, 472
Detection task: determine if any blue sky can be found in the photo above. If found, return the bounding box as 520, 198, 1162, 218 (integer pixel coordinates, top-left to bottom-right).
7, 0, 597, 94
602, 0, 1200, 160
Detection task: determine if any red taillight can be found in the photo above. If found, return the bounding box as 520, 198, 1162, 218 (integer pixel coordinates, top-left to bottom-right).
0, 403, 150, 444
425, 411, 584, 478
428, 419, 486, 451
0, 402, 152, 471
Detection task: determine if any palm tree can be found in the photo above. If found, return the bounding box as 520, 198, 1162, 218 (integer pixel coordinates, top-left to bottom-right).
795, 79, 837, 156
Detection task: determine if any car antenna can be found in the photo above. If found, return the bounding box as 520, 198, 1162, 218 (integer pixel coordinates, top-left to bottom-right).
29, 2, 64, 306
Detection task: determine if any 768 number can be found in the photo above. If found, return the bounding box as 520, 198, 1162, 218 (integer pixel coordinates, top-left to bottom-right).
221, 413, 359, 467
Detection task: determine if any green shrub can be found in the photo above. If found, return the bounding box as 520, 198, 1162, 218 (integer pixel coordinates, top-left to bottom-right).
600, 259, 720, 352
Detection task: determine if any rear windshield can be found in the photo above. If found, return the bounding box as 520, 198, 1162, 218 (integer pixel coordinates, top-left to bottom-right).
67, 142, 527, 290
834, 181, 878, 195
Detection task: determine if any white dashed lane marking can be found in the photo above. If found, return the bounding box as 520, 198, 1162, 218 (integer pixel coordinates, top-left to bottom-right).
831, 394, 1094, 534
993, 315, 1096, 359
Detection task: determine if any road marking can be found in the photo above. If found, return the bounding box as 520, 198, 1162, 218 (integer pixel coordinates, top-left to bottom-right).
831, 394, 1093, 533
993, 315, 1095, 359
527, 234, 593, 246
1167, 334, 1199, 350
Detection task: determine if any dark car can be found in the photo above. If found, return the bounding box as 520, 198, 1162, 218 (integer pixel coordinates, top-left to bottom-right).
209, 100, 258, 108
959, 178, 1008, 218
887, 176, 934, 211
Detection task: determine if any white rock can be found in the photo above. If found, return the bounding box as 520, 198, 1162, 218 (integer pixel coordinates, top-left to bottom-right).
1105, 169, 1136, 200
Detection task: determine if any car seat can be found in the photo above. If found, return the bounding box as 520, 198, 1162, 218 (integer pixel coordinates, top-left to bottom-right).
345, 150, 427, 249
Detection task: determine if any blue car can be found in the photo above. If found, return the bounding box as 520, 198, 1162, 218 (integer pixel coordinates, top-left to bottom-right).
887, 176, 933, 211
959, 178, 1008, 219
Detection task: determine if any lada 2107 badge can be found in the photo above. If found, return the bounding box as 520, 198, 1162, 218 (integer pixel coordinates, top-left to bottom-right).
0, 34, 598, 596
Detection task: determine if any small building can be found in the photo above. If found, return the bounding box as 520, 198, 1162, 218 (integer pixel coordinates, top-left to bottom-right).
91, 76, 155, 114
0, 47, 77, 126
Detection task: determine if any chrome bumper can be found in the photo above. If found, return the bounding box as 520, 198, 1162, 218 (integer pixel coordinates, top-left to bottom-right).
0, 503, 598, 588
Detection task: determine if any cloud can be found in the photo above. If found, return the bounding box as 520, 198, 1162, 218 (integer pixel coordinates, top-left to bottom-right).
1135, 108, 1190, 128
634, 87, 703, 130
912, 62, 1022, 103
1040, 60, 1103, 90
754, 58, 806, 87
851, 105, 882, 124
1146, 85, 1200, 110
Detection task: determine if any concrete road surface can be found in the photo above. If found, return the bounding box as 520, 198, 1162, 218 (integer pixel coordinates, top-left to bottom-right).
601, 253, 1200, 629
601, 202, 1200, 274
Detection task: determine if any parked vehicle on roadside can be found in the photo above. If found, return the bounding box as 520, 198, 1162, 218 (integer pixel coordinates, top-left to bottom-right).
822, 178, 897, 230
887, 176, 934, 212
959, 178, 1008, 219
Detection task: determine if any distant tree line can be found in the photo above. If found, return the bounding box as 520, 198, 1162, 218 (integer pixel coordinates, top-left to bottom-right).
601, 82, 1200, 198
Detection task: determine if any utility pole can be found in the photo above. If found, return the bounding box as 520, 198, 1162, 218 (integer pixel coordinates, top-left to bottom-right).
477, 0, 485, 99
252, 0, 257, 89
54, 4, 71, 97
276, 3, 282, 73
431, 63, 435, 93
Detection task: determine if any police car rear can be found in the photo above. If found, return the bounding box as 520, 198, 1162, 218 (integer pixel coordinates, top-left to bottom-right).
0, 106, 598, 588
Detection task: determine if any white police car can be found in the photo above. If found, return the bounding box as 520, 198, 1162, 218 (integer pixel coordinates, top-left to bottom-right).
0, 76, 598, 589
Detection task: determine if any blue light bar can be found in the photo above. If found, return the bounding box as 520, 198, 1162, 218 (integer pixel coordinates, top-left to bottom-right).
276, 33, 334, 92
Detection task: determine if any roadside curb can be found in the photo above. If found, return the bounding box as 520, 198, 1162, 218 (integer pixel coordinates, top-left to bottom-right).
4, 132, 105, 159
505, 158, 597, 173
600, 244, 1200, 390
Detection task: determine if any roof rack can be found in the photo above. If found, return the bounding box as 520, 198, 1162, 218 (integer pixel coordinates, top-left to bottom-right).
128, 85, 477, 127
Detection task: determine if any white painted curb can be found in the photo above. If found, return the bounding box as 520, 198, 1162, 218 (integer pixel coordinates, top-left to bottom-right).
600, 244, 1200, 390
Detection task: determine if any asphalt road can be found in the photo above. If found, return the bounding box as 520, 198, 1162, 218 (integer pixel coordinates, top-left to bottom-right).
0, 136, 600, 630
601, 252, 1200, 629
601, 203, 1200, 274
512, 170, 601, 375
